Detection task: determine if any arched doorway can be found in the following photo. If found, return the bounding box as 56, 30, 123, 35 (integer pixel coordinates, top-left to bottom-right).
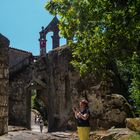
46, 32, 53, 52
26, 78, 48, 131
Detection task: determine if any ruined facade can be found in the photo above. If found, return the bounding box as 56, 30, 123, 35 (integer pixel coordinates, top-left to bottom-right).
0, 34, 9, 135
9, 48, 33, 128
0, 17, 134, 134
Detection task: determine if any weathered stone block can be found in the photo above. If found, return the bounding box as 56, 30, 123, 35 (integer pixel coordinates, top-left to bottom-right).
4, 69, 9, 78
0, 80, 8, 95
0, 69, 4, 78
0, 95, 8, 106
126, 118, 140, 134
0, 107, 8, 117
0, 69, 8, 79
0, 118, 8, 135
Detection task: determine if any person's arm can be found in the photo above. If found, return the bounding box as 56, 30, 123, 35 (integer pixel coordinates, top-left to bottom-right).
77, 111, 89, 120
72, 107, 79, 119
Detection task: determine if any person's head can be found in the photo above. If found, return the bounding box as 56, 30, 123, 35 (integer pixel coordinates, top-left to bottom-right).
79, 99, 88, 109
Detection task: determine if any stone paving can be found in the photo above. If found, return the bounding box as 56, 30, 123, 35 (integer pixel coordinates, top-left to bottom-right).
0, 126, 138, 140
0, 112, 78, 140
1, 112, 137, 139
0, 126, 78, 140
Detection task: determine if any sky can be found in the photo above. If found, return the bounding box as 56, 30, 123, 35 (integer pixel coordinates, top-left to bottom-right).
0, 0, 66, 55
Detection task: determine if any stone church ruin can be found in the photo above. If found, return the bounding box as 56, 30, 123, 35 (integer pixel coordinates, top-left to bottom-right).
0, 17, 134, 135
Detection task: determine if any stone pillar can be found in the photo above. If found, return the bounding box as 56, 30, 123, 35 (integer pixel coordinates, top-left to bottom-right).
39, 38, 47, 56
51, 33, 60, 49
39, 26, 46, 56
0, 34, 9, 135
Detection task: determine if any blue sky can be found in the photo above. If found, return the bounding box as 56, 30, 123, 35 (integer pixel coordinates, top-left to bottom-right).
0, 0, 66, 55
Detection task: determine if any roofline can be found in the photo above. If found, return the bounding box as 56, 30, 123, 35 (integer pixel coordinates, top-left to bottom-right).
9, 47, 32, 55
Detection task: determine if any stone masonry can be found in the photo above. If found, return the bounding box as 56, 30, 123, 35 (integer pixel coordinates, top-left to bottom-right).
0, 34, 9, 135
9, 48, 33, 129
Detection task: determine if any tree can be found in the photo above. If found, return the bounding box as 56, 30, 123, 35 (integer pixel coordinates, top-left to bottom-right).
129, 52, 140, 116
45, 0, 140, 113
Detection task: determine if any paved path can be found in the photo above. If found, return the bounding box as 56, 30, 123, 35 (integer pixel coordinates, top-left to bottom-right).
0, 128, 78, 140
0, 111, 78, 140
31, 111, 47, 133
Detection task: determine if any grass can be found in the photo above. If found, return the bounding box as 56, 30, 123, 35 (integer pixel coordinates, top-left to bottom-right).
128, 133, 140, 140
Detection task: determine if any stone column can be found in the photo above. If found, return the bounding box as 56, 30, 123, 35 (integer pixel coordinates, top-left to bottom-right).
0, 34, 9, 135
39, 39, 47, 56
51, 32, 60, 49
39, 26, 46, 56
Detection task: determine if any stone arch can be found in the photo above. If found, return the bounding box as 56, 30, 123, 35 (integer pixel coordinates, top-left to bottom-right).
39, 16, 60, 56
26, 78, 48, 129
46, 31, 54, 52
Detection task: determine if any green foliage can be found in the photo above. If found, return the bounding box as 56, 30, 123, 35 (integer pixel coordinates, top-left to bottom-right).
116, 53, 140, 115
128, 133, 140, 140
45, 0, 140, 112
129, 52, 140, 115
31, 90, 48, 120
45, 0, 140, 76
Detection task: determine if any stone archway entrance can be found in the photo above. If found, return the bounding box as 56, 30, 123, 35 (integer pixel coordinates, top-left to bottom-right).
26, 77, 48, 130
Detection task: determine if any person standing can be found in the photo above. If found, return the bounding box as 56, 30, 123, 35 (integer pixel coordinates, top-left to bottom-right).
39, 118, 44, 133
73, 99, 90, 140
34, 114, 37, 124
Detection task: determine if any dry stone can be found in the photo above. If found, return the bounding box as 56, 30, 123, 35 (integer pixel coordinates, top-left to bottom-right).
126, 118, 140, 134
9, 65, 32, 128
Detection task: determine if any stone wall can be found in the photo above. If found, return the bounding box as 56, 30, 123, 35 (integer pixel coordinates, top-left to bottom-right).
9, 48, 32, 75
9, 62, 32, 129
9, 48, 32, 68
0, 34, 9, 135
9, 48, 33, 128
